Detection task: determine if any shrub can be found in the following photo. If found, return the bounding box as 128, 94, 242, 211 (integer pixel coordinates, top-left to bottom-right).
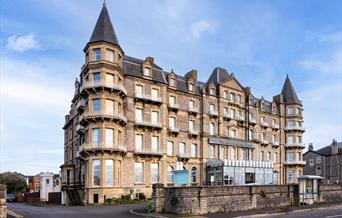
136, 193, 146, 201
145, 200, 153, 213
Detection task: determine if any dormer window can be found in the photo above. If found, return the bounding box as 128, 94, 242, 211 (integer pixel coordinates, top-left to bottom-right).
93, 48, 101, 61
170, 78, 175, 86
272, 105, 276, 113
188, 83, 193, 91
224, 90, 228, 99
210, 88, 215, 95
106, 49, 114, 62
143, 67, 151, 77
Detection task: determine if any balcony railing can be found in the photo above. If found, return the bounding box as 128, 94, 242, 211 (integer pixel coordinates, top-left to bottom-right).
249, 118, 257, 124
168, 103, 179, 110
135, 119, 162, 128
168, 126, 179, 133
188, 105, 199, 114
235, 116, 244, 122
177, 152, 190, 159
261, 121, 268, 127
133, 148, 163, 156
84, 111, 127, 123
285, 126, 305, 131
272, 123, 280, 129
223, 113, 233, 120
261, 139, 269, 145
209, 110, 218, 117
284, 160, 306, 165
189, 129, 199, 136
272, 141, 280, 146
135, 92, 162, 103
224, 159, 273, 168
285, 143, 305, 148
79, 143, 127, 154
252, 135, 260, 143
82, 80, 127, 95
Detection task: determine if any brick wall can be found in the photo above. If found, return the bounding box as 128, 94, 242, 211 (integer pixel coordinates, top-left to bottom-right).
152, 184, 298, 215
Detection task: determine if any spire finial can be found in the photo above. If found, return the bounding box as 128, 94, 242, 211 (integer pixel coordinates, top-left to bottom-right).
103, 0, 106, 7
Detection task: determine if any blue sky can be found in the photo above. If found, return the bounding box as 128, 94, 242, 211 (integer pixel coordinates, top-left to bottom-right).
1, 0, 341, 175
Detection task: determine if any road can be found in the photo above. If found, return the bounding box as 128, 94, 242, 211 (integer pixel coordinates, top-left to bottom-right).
8, 202, 144, 218
208, 204, 342, 218
8, 202, 342, 218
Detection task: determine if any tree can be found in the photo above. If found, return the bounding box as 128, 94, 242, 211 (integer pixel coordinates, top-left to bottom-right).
0, 172, 28, 193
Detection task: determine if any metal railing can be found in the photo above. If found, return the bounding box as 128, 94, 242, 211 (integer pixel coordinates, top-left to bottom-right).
169, 126, 179, 133
168, 103, 179, 109
285, 143, 305, 148
134, 148, 163, 156
135, 92, 162, 102
189, 129, 199, 135
285, 126, 305, 131
284, 160, 306, 165
135, 119, 162, 128
209, 110, 218, 116
188, 106, 199, 113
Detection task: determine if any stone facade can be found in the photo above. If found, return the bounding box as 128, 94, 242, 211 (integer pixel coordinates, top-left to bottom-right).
303, 140, 342, 184
61, 3, 305, 204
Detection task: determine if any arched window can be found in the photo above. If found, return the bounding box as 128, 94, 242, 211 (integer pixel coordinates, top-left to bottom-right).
209, 123, 215, 135
191, 167, 197, 183
167, 166, 174, 183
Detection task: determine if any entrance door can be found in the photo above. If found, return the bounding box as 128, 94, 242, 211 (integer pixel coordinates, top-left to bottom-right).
93, 194, 99, 203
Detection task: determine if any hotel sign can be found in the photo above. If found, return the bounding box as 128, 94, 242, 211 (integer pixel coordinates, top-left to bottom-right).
209, 137, 255, 149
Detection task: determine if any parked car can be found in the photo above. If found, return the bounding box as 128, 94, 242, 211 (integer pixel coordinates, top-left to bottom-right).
6, 193, 16, 202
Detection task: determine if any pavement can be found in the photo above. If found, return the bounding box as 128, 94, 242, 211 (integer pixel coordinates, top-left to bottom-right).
8, 202, 342, 218
8, 202, 145, 218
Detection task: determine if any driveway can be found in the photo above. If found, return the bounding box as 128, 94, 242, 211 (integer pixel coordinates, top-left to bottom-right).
8, 202, 144, 218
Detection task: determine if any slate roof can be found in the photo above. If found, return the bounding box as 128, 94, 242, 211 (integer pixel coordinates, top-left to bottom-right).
281, 75, 301, 104
316, 142, 342, 155
87, 4, 120, 48
206, 67, 231, 84
123, 55, 166, 84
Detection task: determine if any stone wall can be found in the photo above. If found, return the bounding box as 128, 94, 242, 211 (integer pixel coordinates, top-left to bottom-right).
0, 184, 7, 218
152, 184, 299, 215
319, 184, 342, 203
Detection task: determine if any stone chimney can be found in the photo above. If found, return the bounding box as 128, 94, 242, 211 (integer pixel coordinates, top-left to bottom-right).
332, 139, 338, 155
308, 143, 314, 151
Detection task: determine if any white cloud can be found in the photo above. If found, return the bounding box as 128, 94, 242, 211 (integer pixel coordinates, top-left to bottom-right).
6, 33, 40, 52
298, 49, 342, 75
190, 19, 218, 39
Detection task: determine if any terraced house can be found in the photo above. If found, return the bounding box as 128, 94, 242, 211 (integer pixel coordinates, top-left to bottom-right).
61, 3, 305, 205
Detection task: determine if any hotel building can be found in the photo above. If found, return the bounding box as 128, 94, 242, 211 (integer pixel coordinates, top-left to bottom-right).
61, 4, 305, 204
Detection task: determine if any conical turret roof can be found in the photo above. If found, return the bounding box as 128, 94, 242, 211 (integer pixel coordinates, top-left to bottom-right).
85, 3, 121, 50
281, 75, 301, 104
